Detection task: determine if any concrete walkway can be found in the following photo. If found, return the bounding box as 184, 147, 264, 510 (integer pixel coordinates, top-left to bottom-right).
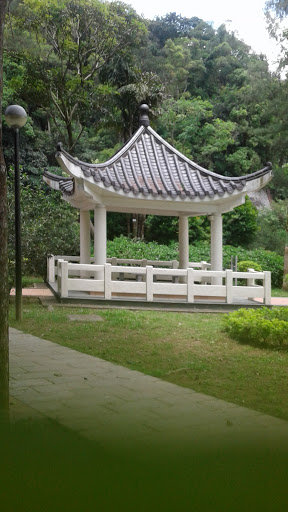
9, 327, 288, 451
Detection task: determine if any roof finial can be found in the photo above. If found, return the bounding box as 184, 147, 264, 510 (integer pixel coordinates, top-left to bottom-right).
139, 104, 150, 127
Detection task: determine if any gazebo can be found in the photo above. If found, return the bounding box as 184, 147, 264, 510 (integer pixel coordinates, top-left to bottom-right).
44, 105, 273, 305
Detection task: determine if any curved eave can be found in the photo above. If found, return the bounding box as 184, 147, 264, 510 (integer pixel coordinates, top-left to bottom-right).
55, 135, 272, 204
43, 170, 74, 196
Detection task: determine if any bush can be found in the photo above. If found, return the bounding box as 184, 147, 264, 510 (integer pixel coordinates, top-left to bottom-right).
237, 261, 262, 272
222, 246, 283, 288
236, 261, 262, 285
223, 196, 258, 247
223, 307, 288, 348
107, 238, 284, 287
252, 200, 287, 256
8, 177, 80, 280
107, 236, 179, 261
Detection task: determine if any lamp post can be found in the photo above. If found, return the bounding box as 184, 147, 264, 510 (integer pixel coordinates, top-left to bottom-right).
5, 105, 27, 321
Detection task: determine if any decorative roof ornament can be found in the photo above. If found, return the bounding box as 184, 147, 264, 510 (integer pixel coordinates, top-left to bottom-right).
139, 104, 150, 127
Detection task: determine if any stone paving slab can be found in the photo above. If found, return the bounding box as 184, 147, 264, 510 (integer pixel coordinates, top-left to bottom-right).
9, 327, 288, 450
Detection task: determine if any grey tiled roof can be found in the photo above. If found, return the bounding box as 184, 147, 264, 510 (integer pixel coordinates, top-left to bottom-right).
53, 125, 272, 199
43, 170, 74, 195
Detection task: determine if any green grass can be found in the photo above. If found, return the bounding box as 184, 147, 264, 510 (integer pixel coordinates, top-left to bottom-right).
2, 410, 288, 511
272, 287, 288, 297
22, 275, 44, 288
9, 302, 288, 422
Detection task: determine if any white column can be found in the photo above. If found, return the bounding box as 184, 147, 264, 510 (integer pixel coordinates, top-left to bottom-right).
179, 215, 189, 269
210, 213, 223, 286
210, 213, 223, 271
80, 210, 91, 265
94, 205, 107, 279
80, 210, 91, 278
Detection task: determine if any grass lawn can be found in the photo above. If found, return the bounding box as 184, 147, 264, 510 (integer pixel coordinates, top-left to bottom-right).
272, 287, 288, 297
9, 302, 288, 421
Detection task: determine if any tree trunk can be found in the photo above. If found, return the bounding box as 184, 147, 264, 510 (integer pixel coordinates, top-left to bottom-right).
283, 245, 288, 281
0, 0, 9, 414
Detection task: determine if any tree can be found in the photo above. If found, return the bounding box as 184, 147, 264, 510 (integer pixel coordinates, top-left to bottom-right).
8, 0, 146, 152
252, 200, 287, 255
0, 0, 9, 413
265, 0, 288, 68
162, 38, 192, 98
223, 196, 258, 247
7, 176, 80, 280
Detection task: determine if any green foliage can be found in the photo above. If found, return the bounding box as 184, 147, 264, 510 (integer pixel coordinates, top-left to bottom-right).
144, 216, 179, 244
8, 174, 79, 280
223, 307, 288, 347
268, 165, 288, 199
106, 236, 179, 261
106, 237, 283, 287
237, 261, 262, 272
107, 212, 129, 240
8, 0, 147, 151
162, 38, 192, 98
223, 197, 258, 247
253, 200, 287, 256
222, 245, 283, 288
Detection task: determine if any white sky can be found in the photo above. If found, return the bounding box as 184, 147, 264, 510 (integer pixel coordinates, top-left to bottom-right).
127, 0, 282, 71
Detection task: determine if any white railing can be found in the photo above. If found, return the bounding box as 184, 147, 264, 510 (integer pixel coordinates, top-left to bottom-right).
47, 255, 210, 283
55, 259, 271, 305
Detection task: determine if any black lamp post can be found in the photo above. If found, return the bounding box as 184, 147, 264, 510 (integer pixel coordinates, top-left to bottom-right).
5, 105, 27, 321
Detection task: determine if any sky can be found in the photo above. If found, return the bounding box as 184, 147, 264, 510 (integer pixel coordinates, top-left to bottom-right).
126, 0, 282, 71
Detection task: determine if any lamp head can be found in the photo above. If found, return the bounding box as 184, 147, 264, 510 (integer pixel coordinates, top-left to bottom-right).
5, 105, 27, 129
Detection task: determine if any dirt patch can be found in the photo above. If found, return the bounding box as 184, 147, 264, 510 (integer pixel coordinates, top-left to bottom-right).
67, 314, 104, 322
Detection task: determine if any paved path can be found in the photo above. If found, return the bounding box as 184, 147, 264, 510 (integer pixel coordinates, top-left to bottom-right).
10, 286, 54, 297
9, 327, 288, 451
11, 285, 288, 306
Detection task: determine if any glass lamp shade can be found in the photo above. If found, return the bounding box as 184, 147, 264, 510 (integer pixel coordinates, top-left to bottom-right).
5, 105, 27, 129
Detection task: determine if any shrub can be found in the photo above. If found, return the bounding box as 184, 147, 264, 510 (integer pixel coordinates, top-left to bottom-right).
223, 196, 258, 247
249, 249, 283, 288
253, 200, 287, 255
8, 178, 80, 280
236, 261, 262, 286
107, 238, 284, 288
223, 307, 288, 348
223, 246, 283, 288
237, 260, 262, 272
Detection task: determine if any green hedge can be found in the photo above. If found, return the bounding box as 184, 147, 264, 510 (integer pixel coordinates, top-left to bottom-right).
107, 237, 284, 288
236, 261, 262, 272
223, 308, 288, 348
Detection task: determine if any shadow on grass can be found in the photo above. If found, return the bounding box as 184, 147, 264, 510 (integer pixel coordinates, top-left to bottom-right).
1, 414, 288, 512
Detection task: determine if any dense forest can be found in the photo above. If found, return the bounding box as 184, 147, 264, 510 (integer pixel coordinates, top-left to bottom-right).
3, 0, 288, 278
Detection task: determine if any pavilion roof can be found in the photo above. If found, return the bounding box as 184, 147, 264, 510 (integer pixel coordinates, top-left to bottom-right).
43, 104, 272, 215
48, 125, 272, 200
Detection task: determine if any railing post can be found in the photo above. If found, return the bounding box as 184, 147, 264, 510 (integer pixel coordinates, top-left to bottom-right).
146, 265, 153, 302
104, 263, 112, 300
111, 257, 117, 280
247, 268, 255, 287
264, 271, 271, 305
172, 260, 179, 283
187, 268, 194, 303
139, 259, 147, 282
47, 255, 55, 283
58, 259, 68, 298
226, 269, 233, 304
